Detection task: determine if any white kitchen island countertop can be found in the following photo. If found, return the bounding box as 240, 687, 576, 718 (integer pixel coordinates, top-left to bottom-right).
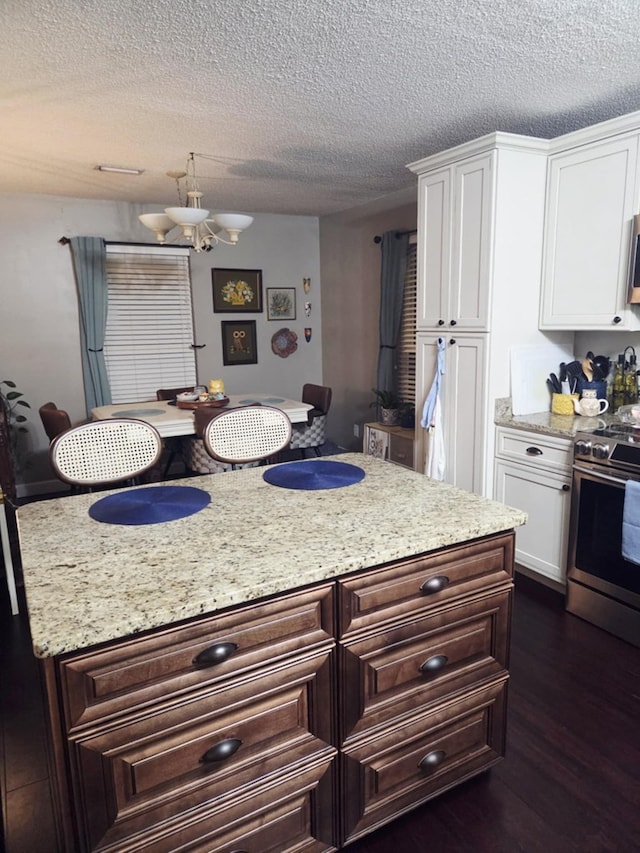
17, 454, 526, 658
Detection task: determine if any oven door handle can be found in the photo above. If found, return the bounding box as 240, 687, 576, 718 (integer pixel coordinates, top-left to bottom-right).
573, 464, 627, 485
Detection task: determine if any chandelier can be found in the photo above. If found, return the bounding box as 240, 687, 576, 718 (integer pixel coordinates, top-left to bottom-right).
138, 153, 253, 252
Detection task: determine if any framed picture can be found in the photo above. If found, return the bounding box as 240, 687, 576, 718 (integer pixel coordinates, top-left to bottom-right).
212, 268, 263, 313
221, 320, 258, 366
266, 287, 296, 320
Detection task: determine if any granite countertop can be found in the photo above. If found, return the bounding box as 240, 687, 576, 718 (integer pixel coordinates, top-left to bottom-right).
494, 397, 616, 439
17, 454, 526, 659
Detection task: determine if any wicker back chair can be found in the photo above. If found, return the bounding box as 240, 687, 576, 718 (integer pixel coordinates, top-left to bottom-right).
49, 419, 163, 488
202, 406, 292, 469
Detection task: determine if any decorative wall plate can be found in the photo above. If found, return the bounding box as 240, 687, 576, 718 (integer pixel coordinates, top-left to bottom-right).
271, 328, 298, 358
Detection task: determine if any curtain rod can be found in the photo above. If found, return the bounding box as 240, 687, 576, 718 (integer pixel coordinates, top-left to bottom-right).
373, 229, 417, 244
58, 237, 169, 248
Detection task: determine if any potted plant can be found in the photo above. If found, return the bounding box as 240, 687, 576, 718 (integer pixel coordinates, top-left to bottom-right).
370, 388, 402, 426
1, 378, 31, 476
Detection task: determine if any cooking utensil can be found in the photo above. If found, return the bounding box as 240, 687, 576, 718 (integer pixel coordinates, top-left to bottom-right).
548, 373, 562, 393
581, 358, 593, 382
592, 354, 611, 380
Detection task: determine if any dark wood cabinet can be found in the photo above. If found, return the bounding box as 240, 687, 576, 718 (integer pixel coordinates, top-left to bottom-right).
42, 532, 515, 851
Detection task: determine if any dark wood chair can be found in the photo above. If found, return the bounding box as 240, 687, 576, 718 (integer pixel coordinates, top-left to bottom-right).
0, 402, 20, 614
289, 383, 332, 457
38, 402, 72, 443
156, 387, 194, 401
155, 387, 196, 477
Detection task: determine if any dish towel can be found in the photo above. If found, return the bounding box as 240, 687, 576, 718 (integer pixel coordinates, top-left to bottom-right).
622, 480, 640, 565
420, 337, 446, 480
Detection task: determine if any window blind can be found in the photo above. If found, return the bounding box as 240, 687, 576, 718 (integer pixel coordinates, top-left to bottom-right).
396, 240, 417, 404
104, 245, 197, 403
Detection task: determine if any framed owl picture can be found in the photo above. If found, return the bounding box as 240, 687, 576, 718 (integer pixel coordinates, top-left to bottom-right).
221, 320, 258, 365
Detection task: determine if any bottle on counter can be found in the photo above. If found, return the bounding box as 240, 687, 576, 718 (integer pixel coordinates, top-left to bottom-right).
625, 354, 639, 405
612, 354, 626, 413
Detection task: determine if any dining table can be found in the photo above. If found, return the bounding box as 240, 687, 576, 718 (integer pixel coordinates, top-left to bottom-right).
90, 395, 314, 438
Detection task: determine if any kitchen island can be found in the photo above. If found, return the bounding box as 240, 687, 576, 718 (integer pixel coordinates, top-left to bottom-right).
18, 454, 526, 852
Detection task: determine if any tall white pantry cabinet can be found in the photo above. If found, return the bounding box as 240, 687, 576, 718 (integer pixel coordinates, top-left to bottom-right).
408, 134, 551, 497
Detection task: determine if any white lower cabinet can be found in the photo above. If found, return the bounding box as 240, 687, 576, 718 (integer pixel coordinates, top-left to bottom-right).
493, 427, 572, 586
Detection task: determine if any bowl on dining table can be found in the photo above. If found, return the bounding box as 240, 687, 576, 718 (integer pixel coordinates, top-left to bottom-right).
176, 391, 199, 403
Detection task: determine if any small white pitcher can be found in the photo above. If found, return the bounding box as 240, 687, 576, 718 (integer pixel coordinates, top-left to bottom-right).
573, 397, 609, 417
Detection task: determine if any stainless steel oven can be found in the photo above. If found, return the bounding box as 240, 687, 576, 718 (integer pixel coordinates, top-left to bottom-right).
568, 425, 640, 647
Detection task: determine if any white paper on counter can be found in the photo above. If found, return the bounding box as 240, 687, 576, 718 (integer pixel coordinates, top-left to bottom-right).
510, 343, 574, 415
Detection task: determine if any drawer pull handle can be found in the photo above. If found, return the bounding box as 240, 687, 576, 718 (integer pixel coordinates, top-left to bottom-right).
420, 575, 450, 595
420, 654, 448, 675
418, 749, 446, 773
201, 737, 242, 764
193, 641, 238, 668
525, 446, 543, 455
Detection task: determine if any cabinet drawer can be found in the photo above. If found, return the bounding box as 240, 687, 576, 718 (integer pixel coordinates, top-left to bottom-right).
341, 678, 507, 846
60, 583, 334, 731
340, 589, 511, 744
495, 426, 572, 472
101, 759, 336, 853
338, 533, 513, 637
71, 648, 335, 851
389, 433, 414, 469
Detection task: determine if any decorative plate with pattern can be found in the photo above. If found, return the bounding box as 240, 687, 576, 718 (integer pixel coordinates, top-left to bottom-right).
271, 328, 298, 358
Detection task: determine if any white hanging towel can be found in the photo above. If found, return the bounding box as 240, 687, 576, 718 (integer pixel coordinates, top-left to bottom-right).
421, 337, 446, 480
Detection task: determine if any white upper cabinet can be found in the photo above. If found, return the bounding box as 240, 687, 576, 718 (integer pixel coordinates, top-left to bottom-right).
540, 132, 640, 330
409, 135, 548, 497
416, 153, 493, 331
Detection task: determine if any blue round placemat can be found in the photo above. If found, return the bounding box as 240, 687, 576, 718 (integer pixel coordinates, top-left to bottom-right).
113, 408, 166, 418
89, 486, 211, 525
262, 460, 365, 490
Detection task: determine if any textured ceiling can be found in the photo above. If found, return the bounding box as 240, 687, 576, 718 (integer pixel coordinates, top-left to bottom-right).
3, 0, 640, 216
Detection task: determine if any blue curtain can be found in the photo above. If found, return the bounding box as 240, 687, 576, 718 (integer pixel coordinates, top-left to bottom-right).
70, 237, 111, 412
376, 230, 409, 396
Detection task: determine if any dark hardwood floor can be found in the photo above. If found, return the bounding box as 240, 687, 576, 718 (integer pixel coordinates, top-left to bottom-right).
1, 570, 639, 852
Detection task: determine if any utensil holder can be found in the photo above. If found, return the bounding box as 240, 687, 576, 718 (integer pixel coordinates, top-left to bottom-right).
576, 379, 607, 399
551, 393, 578, 415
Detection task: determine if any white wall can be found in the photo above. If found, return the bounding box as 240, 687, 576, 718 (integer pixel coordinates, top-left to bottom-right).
189, 213, 321, 397
0, 193, 321, 494
320, 187, 417, 451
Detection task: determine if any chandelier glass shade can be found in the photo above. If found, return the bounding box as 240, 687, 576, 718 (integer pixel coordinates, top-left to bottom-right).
138, 154, 253, 252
